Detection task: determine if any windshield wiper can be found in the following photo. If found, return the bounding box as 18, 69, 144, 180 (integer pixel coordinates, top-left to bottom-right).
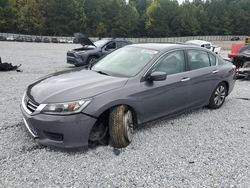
93, 70, 109, 76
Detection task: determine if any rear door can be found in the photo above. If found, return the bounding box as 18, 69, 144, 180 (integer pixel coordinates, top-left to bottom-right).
185, 49, 221, 107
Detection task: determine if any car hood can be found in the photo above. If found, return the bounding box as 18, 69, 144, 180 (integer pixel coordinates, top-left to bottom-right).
69, 46, 99, 53
27, 69, 128, 104
74, 33, 96, 47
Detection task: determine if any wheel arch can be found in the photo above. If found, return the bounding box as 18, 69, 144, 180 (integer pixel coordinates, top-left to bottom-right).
88, 103, 138, 144
221, 80, 229, 96
96, 103, 138, 126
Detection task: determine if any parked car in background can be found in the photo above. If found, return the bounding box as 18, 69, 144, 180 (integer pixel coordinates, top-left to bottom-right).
231, 36, 240, 41
21, 43, 236, 149
51, 38, 59, 43
228, 37, 250, 79
25, 37, 33, 42
59, 39, 67, 43
0, 36, 7, 41
43, 37, 50, 43
67, 39, 74, 43
34, 37, 42, 42
16, 36, 25, 42
67, 38, 132, 67
6, 36, 15, 41
185, 40, 221, 54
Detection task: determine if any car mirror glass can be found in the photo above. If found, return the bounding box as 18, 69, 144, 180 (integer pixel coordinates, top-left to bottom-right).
148, 71, 167, 81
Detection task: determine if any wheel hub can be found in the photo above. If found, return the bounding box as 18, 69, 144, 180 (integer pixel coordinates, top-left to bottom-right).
123, 110, 134, 142
214, 85, 226, 106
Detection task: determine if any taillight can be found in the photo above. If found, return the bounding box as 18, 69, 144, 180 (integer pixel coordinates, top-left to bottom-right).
231, 65, 237, 74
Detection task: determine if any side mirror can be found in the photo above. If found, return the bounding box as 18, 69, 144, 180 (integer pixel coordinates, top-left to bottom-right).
148, 71, 167, 81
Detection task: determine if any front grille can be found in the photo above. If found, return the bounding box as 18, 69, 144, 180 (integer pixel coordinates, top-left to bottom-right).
25, 96, 39, 113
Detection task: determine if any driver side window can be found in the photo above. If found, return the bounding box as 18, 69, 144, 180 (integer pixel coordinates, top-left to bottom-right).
105, 42, 116, 51
153, 50, 185, 75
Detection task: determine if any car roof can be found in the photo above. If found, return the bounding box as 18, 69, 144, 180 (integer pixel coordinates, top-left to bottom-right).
129, 43, 198, 51
185, 40, 211, 45
100, 38, 132, 43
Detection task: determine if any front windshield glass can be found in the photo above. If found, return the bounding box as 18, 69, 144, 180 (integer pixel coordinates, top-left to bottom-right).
93, 39, 109, 48
92, 46, 158, 77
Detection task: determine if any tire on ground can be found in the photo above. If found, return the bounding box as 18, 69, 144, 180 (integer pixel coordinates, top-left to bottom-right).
208, 82, 228, 109
109, 105, 134, 148
87, 56, 98, 66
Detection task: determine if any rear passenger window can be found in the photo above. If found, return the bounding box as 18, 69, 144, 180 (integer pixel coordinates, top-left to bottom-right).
187, 50, 210, 70
153, 50, 185, 75
209, 53, 216, 66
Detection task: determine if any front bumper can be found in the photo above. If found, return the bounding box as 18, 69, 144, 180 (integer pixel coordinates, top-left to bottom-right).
67, 52, 87, 66
21, 106, 97, 149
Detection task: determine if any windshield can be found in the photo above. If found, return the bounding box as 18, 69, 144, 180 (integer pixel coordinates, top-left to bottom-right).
92, 46, 158, 77
93, 39, 109, 48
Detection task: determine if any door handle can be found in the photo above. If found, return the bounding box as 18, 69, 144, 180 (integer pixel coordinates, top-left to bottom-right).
181, 77, 190, 82
212, 70, 219, 74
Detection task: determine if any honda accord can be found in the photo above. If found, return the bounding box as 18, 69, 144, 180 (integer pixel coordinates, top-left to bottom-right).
21, 43, 236, 149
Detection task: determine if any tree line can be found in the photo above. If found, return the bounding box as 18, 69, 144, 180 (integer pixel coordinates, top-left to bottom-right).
0, 0, 249, 37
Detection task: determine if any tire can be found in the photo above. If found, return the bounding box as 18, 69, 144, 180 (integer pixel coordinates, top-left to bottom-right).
208, 82, 227, 109
243, 61, 250, 68
109, 105, 134, 148
87, 56, 98, 66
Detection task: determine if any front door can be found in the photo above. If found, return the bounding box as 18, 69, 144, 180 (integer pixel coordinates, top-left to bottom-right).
139, 50, 190, 122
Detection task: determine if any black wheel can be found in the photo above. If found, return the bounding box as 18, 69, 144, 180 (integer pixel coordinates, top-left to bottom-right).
87, 56, 98, 66
208, 82, 227, 109
109, 105, 134, 148
243, 61, 250, 68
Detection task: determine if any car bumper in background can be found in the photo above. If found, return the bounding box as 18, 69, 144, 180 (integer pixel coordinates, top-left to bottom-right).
67, 52, 87, 66
21, 106, 97, 149
236, 68, 250, 78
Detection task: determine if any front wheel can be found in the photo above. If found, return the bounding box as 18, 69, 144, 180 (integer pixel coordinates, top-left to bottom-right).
87, 56, 98, 66
109, 105, 134, 148
208, 83, 227, 109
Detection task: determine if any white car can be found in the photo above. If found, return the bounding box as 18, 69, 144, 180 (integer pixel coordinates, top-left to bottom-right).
6, 36, 15, 41
185, 40, 221, 54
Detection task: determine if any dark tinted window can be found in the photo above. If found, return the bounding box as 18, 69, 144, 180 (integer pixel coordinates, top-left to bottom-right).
117, 41, 129, 48
153, 50, 185, 75
209, 53, 216, 66
106, 42, 116, 50
187, 50, 210, 70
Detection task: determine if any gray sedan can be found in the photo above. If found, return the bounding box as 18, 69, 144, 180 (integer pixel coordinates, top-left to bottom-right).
21, 43, 236, 149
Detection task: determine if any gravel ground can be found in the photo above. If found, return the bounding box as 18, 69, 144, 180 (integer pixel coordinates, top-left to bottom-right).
0, 42, 250, 187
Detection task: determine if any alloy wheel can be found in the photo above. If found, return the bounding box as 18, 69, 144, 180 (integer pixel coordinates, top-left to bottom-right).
123, 110, 134, 142
214, 85, 226, 106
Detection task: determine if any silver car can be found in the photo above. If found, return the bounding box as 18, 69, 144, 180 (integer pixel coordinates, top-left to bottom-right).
21, 43, 236, 149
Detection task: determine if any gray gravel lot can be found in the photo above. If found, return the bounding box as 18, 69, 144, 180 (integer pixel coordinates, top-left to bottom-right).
0, 42, 250, 187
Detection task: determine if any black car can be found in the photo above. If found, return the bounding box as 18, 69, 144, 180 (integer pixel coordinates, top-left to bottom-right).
231, 36, 240, 41
0, 36, 7, 41
67, 38, 132, 67
43, 37, 50, 43
34, 37, 42, 42
25, 37, 33, 42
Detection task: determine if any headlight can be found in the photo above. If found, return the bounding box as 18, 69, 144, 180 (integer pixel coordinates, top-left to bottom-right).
41, 99, 91, 115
